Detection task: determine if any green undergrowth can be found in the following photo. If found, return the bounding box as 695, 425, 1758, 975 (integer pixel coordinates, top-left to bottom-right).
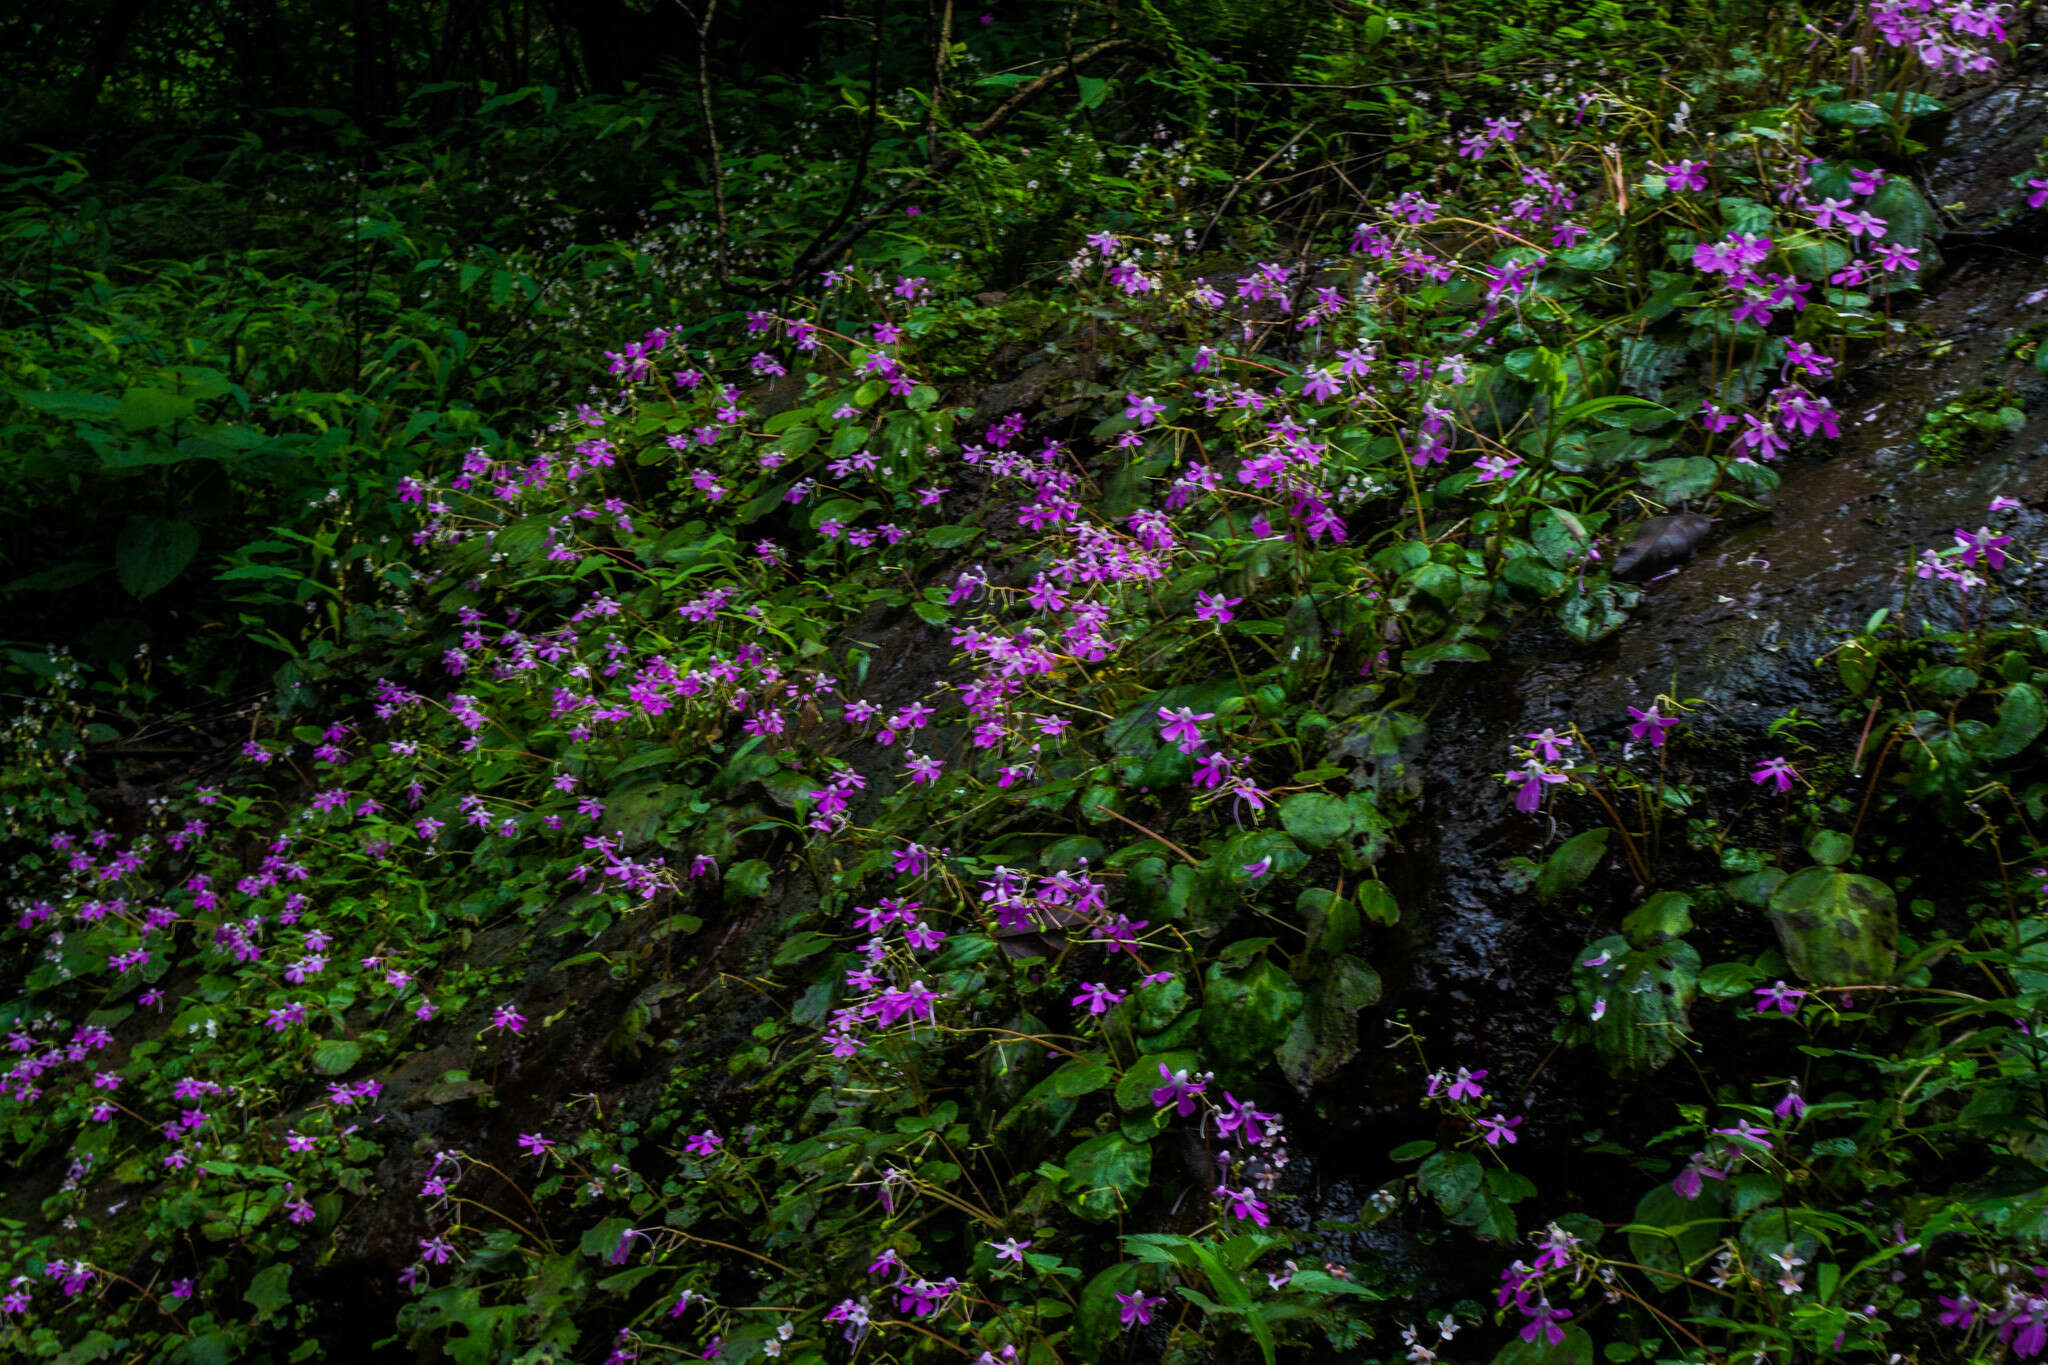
3, 4, 2047, 1365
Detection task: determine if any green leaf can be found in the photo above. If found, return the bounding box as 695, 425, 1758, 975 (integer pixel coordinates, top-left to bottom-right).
1569, 934, 1701, 1075
1638, 456, 1719, 501
1626, 1181, 1724, 1285
117, 386, 199, 431
1276, 954, 1381, 1090
772, 932, 835, 967
1974, 683, 2045, 760
1075, 75, 1110, 109
1418, 1150, 1482, 1213
1531, 507, 1592, 567
1356, 880, 1399, 926
1803, 828, 1855, 867
1537, 828, 1609, 903
1816, 99, 1890, 128
115, 516, 200, 598
1075, 1261, 1138, 1354
13, 388, 122, 422
1698, 960, 1764, 1000
923, 524, 979, 548
1202, 955, 1306, 1074
310, 1039, 362, 1075
1049, 1058, 1115, 1098
1769, 866, 1898, 985
1560, 581, 1640, 645
1490, 1325, 1594, 1365
1622, 892, 1693, 948
725, 858, 772, 900
1061, 1133, 1150, 1222
1118, 1050, 1201, 1111
245, 1262, 292, 1319
1278, 792, 1352, 849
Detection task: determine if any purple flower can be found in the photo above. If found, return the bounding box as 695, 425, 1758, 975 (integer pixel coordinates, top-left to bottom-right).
1125, 394, 1166, 426
1215, 1094, 1278, 1145
1712, 1118, 1773, 1150
1956, 525, 2015, 571
1070, 982, 1126, 1016
1157, 706, 1214, 754
517, 1132, 555, 1159
1660, 159, 1709, 192
1751, 756, 1800, 793
1627, 704, 1680, 748
1115, 1290, 1162, 1329
1773, 1086, 1808, 1121
1194, 591, 1243, 624
685, 1130, 722, 1157
1754, 980, 1806, 1017
490, 1003, 527, 1034
990, 1238, 1031, 1263
1504, 763, 1568, 814
1217, 1185, 1271, 1226
1446, 1067, 1488, 1103
1476, 1113, 1522, 1146
1519, 1301, 1572, 1346
1151, 1063, 1207, 1116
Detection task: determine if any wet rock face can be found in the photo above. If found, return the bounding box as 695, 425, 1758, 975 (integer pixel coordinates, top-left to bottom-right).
1345, 66, 2048, 1146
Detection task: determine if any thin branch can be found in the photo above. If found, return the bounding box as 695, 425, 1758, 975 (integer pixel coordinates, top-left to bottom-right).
927, 0, 953, 165
675, 0, 732, 288
775, 35, 1149, 289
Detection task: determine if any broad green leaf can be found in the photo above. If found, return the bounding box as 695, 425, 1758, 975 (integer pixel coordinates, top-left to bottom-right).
1418, 1150, 1482, 1213
1568, 933, 1700, 1075
1973, 683, 2045, 760
245, 1262, 292, 1319
1276, 954, 1380, 1090
1622, 891, 1693, 947
1769, 866, 1898, 984
115, 516, 200, 598
310, 1039, 362, 1075
1061, 1133, 1150, 1222
1537, 828, 1608, 903
1202, 955, 1305, 1075
1278, 792, 1351, 849
117, 387, 199, 431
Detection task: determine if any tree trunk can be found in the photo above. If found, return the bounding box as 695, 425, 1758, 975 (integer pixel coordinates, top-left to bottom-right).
66, 0, 156, 128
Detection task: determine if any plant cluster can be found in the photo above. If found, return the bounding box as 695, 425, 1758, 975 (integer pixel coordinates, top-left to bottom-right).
1, 2, 2044, 1363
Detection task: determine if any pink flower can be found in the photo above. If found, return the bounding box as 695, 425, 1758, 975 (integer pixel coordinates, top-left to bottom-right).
1750, 756, 1800, 793
1627, 704, 1680, 748
1115, 1290, 1162, 1328
1070, 982, 1126, 1016
1217, 1185, 1271, 1226
1151, 1063, 1207, 1116
1754, 980, 1806, 1016
1476, 1113, 1522, 1146
1955, 525, 2014, 571
1156, 706, 1214, 754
